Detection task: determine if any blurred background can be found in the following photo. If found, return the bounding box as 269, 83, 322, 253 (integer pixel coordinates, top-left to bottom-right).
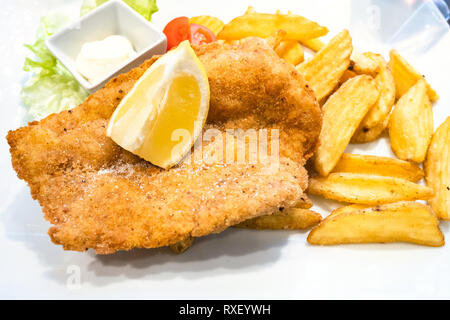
350, 0, 450, 54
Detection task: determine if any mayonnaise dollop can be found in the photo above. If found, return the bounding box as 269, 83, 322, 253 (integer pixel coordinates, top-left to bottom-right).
76, 35, 137, 84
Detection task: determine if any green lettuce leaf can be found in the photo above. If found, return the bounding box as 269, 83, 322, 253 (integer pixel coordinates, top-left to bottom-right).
22, 14, 88, 119
81, 0, 158, 21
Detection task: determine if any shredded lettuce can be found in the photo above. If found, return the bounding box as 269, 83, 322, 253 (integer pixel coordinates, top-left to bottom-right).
81, 0, 158, 21
22, 14, 89, 119
22, 1, 158, 120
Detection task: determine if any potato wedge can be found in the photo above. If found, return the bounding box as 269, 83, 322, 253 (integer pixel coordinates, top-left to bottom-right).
301, 38, 326, 52
275, 40, 305, 65
170, 237, 194, 254
388, 49, 439, 102
297, 30, 353, 101
322, 68, 360, 103
352, 53, 396, 143
266, 29, 287, 50
308, 173, 434, 205
314, 75, 379, 176
325, 204, 370, 219
295, 195, 314, 209
333, 154, 424, 182
286, 9, 326, 53
389, 79, 433, 163
325, 69, 357, 100
190, 16, 225, 35
339, 69, 357, 86
307, 202, 444, 247
425, 117, 450, 220
241, 8, 304, 65
351, 51, 380, 77
284, 10, 326, 53
217, 12, 328, 41
236, 208, 322, 230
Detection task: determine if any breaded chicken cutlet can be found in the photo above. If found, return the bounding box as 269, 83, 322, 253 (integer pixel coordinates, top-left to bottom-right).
7, 38, 322, 254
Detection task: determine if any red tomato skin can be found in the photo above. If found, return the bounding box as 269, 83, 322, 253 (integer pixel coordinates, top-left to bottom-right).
189, 24, 217, 46
163, 16, 190, 50
163, 17, 217, 50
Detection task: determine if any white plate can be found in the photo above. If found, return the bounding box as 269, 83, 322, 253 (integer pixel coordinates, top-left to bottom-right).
1, 0, 449, 299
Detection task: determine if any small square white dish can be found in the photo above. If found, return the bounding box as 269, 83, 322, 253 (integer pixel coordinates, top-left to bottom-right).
46, 0, 167, 93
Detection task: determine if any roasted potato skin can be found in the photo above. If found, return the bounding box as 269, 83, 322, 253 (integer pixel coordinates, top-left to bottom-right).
275, 40, 305, 65
352, 53, 396, 143
308, 173, 434, 205
351, 51, 380, 77
389, 49, 439, 102
425, 117, 450, 220
308, 202, 444, 247
389, 79, 433, 163
301, 38, 325, 52
313, 75, 379, 176
297, 30, 353, 102
217, 12, 328, 41
332, 154, 424, 182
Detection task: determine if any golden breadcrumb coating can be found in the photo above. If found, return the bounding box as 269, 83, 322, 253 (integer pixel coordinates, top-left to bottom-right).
7, 38, 321, 254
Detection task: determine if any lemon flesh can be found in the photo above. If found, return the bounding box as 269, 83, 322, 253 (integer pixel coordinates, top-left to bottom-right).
107, 41, 210, 169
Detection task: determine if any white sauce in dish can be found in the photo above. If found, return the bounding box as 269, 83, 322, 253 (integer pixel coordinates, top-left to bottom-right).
76, 35, 137, 84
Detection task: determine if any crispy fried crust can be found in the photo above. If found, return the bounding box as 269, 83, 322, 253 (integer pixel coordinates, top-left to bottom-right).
7, 39, 321, 254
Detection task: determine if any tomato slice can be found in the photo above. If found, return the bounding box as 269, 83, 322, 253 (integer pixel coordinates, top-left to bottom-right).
163, 16, 190, 51
163, 17, 217, 50
189, 24, 217, 46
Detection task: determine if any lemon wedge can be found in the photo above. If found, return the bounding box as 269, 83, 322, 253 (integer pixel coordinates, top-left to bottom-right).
107, 41, 210, 169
